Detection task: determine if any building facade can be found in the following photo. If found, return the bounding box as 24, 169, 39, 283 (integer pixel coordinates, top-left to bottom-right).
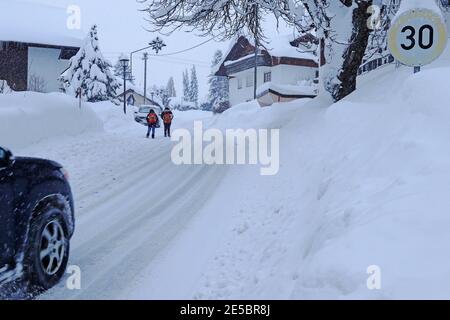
0, 2, 82, 92
215, 35, 324, 107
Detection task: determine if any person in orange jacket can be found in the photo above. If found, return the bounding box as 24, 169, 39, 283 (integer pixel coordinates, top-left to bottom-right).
146, 109, 159, 139
160, 107, 174, 138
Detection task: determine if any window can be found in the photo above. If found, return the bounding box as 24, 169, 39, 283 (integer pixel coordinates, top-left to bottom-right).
264, 72, 272, 83
237, 78, 243, 90
246, 75, 253, 88
127, 94, 135, 106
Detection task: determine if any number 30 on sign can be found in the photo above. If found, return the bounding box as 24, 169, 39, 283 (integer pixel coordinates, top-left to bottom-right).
388, 8, 448, 67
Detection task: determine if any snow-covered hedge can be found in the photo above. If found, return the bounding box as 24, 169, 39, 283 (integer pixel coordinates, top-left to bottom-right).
0, 80, 12, 94
0, 92, 103, 150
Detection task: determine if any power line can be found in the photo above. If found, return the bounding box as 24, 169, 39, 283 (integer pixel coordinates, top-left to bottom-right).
104, 36, 216, 58
150, 55, 209, 66
149, 37, 216, 56
105, 53, 210, 67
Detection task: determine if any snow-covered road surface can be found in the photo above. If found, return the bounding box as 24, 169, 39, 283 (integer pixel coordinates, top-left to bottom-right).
14, 108, 225, 299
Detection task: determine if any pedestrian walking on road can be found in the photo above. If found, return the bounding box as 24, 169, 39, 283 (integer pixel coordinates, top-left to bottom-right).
146, 109, 159, 139
161, 107, 174, 138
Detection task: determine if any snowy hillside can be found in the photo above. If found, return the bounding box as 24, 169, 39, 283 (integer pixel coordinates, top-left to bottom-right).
124, 48, 450, 300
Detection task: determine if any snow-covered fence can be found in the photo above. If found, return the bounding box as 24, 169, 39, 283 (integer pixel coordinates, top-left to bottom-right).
358, 54, 395, 76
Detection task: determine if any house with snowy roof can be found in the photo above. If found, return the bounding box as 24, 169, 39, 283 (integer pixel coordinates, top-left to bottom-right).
116, 82, 162, 108
0, 1, 83, 92
215, 33, 325, 107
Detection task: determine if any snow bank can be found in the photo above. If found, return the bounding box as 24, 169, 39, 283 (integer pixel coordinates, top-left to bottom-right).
136, 52, 450, 299
0, 92, 103, 150
220, 64, 450, 299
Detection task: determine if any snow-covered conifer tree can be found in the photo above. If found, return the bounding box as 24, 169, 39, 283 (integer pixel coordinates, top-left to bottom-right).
113, 54, 134, 84
166, 77, 177, 97
151, 85, 170, 107
189, 66, 199, 108
208, 50, 229, 112
182, 70, 190, 101
59, 25, 120, 103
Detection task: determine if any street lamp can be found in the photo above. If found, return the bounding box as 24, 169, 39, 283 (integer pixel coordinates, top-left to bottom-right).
119, 56, 130, 114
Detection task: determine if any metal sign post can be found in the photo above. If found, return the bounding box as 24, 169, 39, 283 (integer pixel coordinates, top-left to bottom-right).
76, 87, 82, 110
388, 8, 448, 72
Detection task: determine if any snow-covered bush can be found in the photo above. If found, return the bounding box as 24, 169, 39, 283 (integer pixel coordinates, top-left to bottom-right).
59, 25, 120, 104
169, 97, 197, 111
213, 101, 231, 114
0, 80, 12, 94
208, 50, 229, 112
200, 101, 212, 111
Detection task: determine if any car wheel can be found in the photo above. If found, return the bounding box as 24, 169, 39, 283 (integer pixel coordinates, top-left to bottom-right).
25, 206, 70, 291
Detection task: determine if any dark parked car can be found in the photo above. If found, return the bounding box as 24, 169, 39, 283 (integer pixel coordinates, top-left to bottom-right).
0, 146, 75, 292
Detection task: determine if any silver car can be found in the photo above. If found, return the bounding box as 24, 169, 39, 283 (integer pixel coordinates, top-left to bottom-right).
134, 105, 163, 127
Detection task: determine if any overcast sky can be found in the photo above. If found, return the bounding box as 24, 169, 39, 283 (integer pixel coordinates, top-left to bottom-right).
22, 0, 293, 100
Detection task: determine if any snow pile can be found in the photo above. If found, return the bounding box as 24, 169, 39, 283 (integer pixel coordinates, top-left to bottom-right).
124, 49, 450, 299
266, 34, 317, 61
190, 62, 450, 299
0, 92, 103, 150
87, 101, 137, 133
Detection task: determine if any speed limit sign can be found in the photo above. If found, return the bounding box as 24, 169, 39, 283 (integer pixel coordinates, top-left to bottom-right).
388, 8, 448, 67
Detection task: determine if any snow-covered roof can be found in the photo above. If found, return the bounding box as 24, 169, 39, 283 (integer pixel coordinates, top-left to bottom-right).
117, 81, 162, 106
263, 34, 317, 61
215, 32, 319, 76
0, 0, 83, 47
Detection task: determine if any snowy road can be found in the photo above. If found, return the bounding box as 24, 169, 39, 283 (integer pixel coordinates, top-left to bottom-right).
16, 109, 225, 299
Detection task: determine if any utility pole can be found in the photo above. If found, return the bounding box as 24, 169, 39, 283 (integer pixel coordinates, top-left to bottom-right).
123, 65, 127, 114
253, 3, 259, 100
143, 52, 149, 105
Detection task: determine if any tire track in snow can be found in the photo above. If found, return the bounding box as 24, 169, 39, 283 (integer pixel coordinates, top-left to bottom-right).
39, 129, 227, 299
67, 166, 225, 299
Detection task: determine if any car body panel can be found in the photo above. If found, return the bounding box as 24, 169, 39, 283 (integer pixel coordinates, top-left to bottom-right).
134, 105, 162, 126
0, 167, 15, 266
0, 155, 74, 280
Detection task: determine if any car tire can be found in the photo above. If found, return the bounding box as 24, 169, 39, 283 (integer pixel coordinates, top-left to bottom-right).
24, 205, 70, 291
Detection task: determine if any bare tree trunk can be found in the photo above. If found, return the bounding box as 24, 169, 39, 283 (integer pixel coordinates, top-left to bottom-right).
333, 1, 373, 101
